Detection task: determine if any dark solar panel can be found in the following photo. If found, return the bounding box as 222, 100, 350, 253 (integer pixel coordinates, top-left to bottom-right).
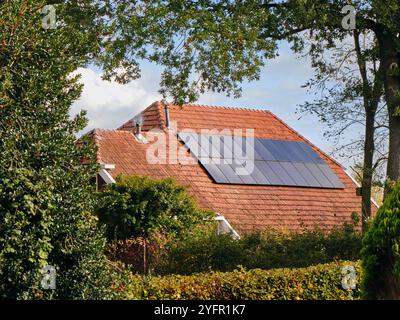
217, 161, 243, 184
292, 163, 322, 187
262, 140, 293, 162
256, 161, 284, 185
234, 136, 256, 160
317, 163, 345, 188
254, 139, 275, 161
249, 162, 271, 184
201, 162, 229, 184
230, 161, 258, 184
218, 135, 234, 160
304, 163, 334, 188
296, 142, 325, 164
198, 134, 218, 160
267, 161, 297, 186
177, 132, 201, 158
279, 162, 309, 186
178, 133, 344, 189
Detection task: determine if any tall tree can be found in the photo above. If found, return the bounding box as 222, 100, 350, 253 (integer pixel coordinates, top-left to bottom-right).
0, 0, 112, 298
299, 29, 388, 232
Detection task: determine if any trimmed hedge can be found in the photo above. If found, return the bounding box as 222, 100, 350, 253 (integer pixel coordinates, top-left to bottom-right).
119, 261, 362, 300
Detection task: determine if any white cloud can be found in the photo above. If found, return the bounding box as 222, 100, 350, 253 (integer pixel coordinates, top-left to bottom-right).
71, 67, 160, 134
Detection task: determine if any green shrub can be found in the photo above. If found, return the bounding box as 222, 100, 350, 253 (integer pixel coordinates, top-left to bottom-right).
107, 233, 171, 274
122, 261, 362, 300
361, 183, 400, 299
163, 224, 242, 274
160, 223, 362, 275
96, 175, 214, 240
0, 1, 112, 299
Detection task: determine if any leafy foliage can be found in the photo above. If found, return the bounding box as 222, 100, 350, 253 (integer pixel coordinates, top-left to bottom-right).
109, 221, 362, 275
99, 0, 277, 104
96, 175, 214, 240
163, 223, 361, 275
0, 0, 113, 299
107, 233, 171, 274
97, 1, 399, 104
121, 261, 362, 300
361, 183, 400, 299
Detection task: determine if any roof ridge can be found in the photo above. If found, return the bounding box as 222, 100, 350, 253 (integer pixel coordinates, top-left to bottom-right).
90, 129, 102, 163
154, 100, 167, 130
177, 103, 270, 113
117, 100, 167, 132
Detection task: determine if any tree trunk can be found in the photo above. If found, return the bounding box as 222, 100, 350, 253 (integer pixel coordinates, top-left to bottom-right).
375, 27, 400, 198
143, 238, 147, 274
353, 30, 381, 232
386, 113, 400, 196
361, 110, 375, 233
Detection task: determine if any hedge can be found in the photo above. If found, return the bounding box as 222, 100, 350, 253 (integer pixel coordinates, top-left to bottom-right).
118, 261, 362, 300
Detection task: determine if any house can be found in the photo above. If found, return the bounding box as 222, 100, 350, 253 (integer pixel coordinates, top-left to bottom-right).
90, 100, 377, 236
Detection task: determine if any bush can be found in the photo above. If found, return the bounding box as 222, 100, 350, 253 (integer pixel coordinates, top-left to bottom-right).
121, 261, 362, 300
96, 175, 214, 240
0, 1, 112, 298
107, 233, 171, 274
361, 183, 400, 299
161, 222, 362, 275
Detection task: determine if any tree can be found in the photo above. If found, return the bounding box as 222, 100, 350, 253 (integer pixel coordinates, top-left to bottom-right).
361, 182, 400, 299
97, 0, 400, 197
299, 28, 388, 232
95, 175, 214, 272
0, 0, 113, 299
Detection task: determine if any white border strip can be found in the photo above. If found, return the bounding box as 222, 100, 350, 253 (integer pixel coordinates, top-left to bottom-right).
344, 170, 380, 209
215, 214, 240, 239
99, 168, 116, 184
101, 163, 115, 170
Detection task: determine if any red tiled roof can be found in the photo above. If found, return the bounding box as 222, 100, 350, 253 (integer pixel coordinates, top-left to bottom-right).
94, 101, 376, 234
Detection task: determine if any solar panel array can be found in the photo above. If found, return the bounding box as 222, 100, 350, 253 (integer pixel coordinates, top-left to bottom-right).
178, 132, 345, 189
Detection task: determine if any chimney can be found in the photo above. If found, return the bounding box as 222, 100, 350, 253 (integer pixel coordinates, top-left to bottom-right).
161, 99, 170, 129
135, 121, 141, 136
133, 114, 147, 143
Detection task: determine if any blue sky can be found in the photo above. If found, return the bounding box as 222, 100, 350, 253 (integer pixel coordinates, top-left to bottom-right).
71, 41, 357, 170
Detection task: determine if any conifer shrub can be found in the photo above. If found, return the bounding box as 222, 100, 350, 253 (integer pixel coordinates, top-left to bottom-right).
361, 183, 400, 299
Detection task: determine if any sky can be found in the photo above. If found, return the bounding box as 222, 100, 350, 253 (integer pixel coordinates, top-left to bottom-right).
71, 42, 358, 170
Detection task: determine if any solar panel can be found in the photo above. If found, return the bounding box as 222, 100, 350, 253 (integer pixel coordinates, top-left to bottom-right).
317, 163, 345, 188
217, 161, 243, 184
201, 162, 229, 184
304, 163, 334, 188
177, 133, 344, 189
255, 161, 284, 185
254, 139, 275, 161
177, 132, 200, 158
230, 161, 258, 184
262, 140, 292, 161
249, 162, 271, 184
292, 162, 322, 187
296, 142, 325, 164
266, 161, 297, 186
279, 162, 309, 186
